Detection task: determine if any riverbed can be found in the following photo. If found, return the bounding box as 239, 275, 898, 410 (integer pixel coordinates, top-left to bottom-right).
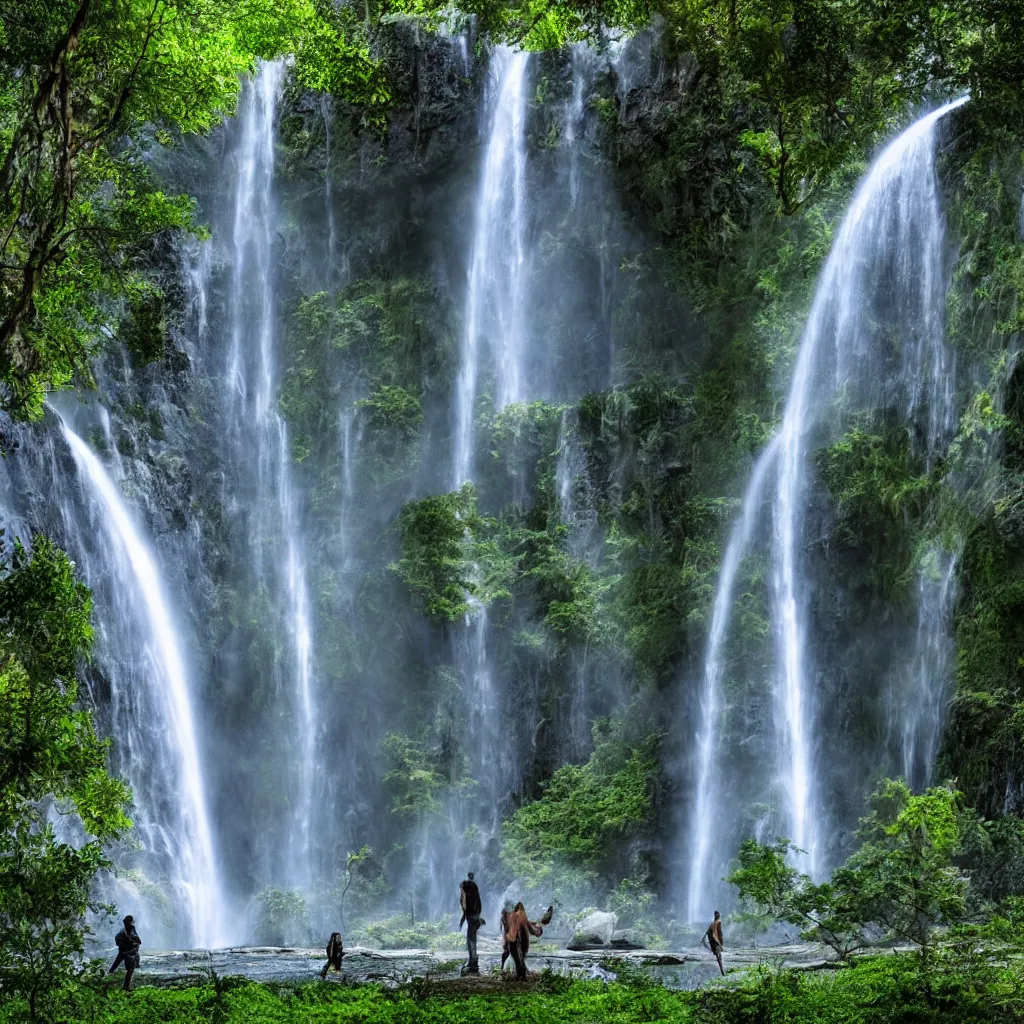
124, 940, 842, 990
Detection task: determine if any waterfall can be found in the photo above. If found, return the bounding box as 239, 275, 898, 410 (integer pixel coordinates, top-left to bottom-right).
896, 544, 961, 790
339, 408, 364, 576
452, 47, 530, 487
685, 437, 780, 921
222, 60, 317, 893
322, 95, 339, 283
565, 46, 588, 207
684, 96, 968, 921
59, 421, 226, 947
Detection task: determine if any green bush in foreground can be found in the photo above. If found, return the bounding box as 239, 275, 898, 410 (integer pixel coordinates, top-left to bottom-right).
4, 948, 1022, 1024
730, 780, 975, 960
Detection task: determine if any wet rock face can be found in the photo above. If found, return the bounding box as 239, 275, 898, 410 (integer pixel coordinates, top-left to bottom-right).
284, 21, 479, 190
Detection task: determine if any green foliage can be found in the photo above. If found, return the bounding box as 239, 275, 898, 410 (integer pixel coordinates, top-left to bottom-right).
351, 915, 462, 950
356, 384, 424, 469
9, 948, 1024, 1023
0, 537, 130, 1020
291, 0, 389, 111
731, 780, 973, 959
815, 424, 933, 595
381, 733, 451, 820
391, 486, 479, 622
502, 727, 660, 879
841, 779, 974, 947
0, 0, 407, 420
281, 277, 453, 478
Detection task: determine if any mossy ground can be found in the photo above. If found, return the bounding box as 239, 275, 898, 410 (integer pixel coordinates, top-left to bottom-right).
12, 949, 1023, 1024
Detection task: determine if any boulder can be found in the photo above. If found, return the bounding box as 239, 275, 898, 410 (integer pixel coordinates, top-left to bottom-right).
569, 910, 617, 948
610, 928, 646, 950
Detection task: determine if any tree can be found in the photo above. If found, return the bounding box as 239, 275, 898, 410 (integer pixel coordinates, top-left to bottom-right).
339, 845, 372, 931
0, 537, 131, 1020
837, 779, 976, 948
729, 837, 870, 961
0, 0, 389, 421
730, 779, 975, 961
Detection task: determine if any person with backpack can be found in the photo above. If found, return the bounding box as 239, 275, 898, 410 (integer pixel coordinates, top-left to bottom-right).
109, 915, 142, 991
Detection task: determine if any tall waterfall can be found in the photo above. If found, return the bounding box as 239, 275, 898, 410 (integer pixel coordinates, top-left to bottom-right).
452, 48, 530, 487
221, 60, 317, 892
685, 96, 968, 921
59, 421, 226, 947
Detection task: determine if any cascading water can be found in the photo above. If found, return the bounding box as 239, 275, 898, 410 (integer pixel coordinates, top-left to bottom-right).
565, 46, 588, 207
895, 544, 961, 790
221, 60, 317, 893
685, 437, 780, 921
58, 419, 226, 947
555, 409, 599, 562
452, 47, 530, 488
684, 96, 968, 921
339, 409, 364, 576
418, 46, 534, 919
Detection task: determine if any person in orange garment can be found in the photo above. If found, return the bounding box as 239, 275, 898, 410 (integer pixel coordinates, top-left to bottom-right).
500, 902, 553, 979
705, 910, 725, 975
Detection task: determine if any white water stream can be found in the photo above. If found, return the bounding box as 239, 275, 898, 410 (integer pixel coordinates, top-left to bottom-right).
61, 422, 226, 947
222, 60, 317, 892
452, 48, 530, 487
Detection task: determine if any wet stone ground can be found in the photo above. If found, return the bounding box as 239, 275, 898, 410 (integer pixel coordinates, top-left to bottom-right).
126, 940, 842, 991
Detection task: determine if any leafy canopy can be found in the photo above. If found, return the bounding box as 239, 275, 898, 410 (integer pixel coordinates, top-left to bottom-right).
0, 0, 390, 420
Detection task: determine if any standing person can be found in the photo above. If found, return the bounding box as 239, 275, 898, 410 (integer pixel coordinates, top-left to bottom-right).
320, 932, 344, 979
108, 915, 142, 992
459, 871, 484, 975
705, 910, 725, 976
502, 902, 553, 980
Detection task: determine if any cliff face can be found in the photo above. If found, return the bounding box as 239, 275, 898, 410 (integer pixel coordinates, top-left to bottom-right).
3, 18, 1021, 948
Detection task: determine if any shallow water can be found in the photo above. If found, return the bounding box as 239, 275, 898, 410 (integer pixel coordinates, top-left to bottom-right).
124, 942, 840, 990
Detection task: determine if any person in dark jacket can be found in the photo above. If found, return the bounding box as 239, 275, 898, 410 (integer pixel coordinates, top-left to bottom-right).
459, 871, 484, 975
109, 915, 142, 991
320, 932, 344, 978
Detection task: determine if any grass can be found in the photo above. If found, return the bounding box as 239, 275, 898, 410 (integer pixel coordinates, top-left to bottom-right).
5, 947, 1024, 1024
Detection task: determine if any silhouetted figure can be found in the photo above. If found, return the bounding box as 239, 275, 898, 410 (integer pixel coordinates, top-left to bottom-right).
320, 932, 344, 978
501, 902, 553, 979
459, 871, 484, 975
109, 915, 141, 991
705, 910, 724, 975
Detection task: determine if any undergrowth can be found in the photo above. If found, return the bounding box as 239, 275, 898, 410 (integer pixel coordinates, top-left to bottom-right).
5, 948, 1024, 1024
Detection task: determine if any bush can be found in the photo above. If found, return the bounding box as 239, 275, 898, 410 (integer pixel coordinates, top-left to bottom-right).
730, 779, 975, 959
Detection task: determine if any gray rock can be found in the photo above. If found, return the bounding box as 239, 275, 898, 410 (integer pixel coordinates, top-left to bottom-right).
611, 929, 646, 950
570, 910, 617, 948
